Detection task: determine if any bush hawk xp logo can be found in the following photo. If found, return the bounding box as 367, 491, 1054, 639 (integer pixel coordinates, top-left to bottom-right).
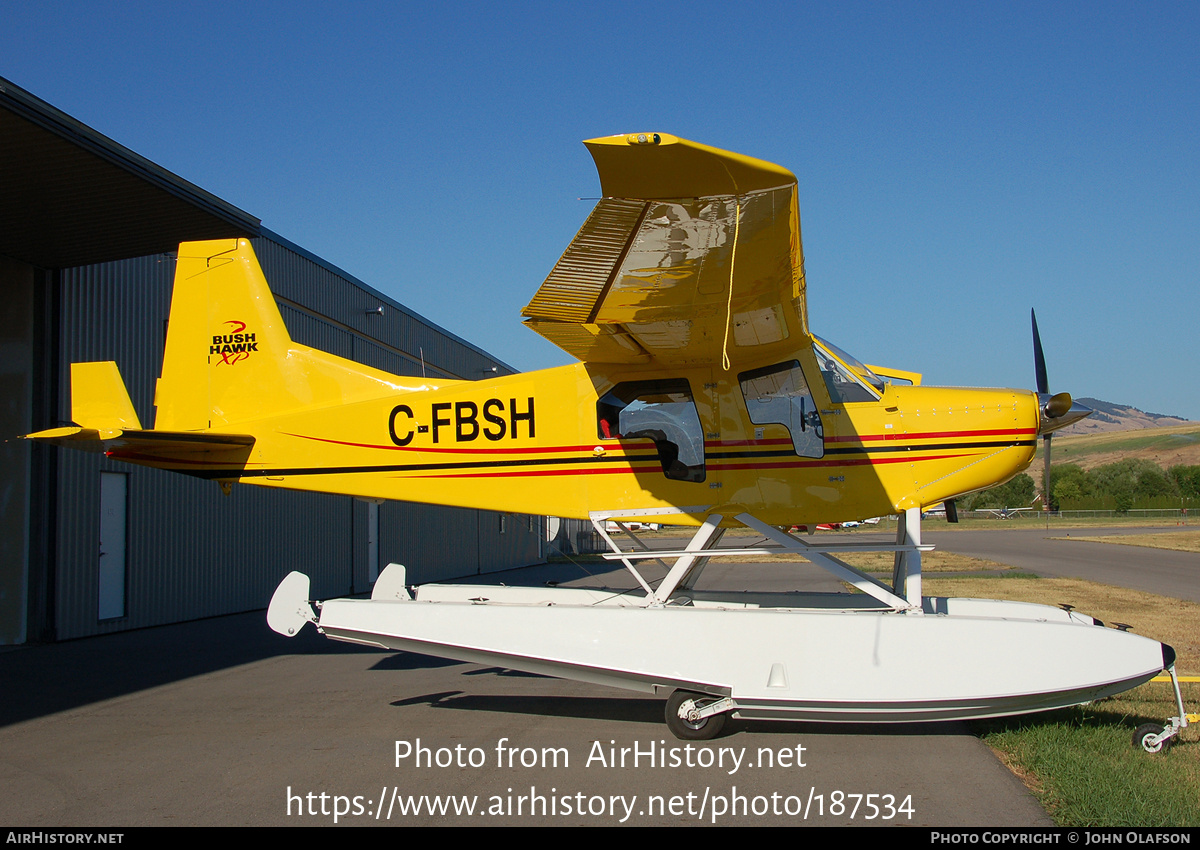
210, 320, 258, 365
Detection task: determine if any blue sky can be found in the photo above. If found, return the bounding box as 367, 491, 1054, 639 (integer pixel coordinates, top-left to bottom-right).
4, 1, 1198, 417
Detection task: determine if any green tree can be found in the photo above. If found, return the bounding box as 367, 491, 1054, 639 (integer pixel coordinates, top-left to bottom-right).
1048, 464, 1092, 510
1091, 459, 1175, 505
1053, 477, 1084, 505
1168, 465, 1200, 499
965, 473, 1036, 510
1135, 465, 1172, 500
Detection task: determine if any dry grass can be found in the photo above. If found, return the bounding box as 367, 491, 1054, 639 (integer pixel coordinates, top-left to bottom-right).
925, 575, 1200, 825
655, 517, 1197, 535
568, 541, 1020, 573
1055, 530, 1200, 553
926, 574, 1200, 744
1037, 422, 1200, 473
837, 549, 1016, 574
926, 515, 1192, 530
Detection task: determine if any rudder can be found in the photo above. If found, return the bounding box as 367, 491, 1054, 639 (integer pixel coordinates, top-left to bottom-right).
155, 239, 295, 430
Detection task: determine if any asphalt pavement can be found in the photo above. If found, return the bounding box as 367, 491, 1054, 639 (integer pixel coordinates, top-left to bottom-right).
0, 552, 1055, 827
923, 525, 1200, 602
6, 524, 1196, 826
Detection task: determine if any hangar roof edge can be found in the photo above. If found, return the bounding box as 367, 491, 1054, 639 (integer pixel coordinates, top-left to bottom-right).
0, 75, 260, 268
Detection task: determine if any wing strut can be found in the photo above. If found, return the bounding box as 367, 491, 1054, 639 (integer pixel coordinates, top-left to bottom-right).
590, 508, 928, 612
735, 515, 916, 611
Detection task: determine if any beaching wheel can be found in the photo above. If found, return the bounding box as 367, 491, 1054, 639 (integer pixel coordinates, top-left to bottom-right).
665, 690, 726, 741
1132, 722, 1172, 753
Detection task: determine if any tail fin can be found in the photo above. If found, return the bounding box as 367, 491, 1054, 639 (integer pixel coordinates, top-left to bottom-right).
155, 239, 295, 430
28, 239, 415, 474
154, 239, 404, 431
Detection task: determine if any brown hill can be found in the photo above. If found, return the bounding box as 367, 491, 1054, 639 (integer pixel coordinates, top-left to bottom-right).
1057, 398, 1195, 436
1030, 423, 1200, 491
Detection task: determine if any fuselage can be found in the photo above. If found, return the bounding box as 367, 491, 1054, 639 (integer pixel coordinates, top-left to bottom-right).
131, 333, 1040, 526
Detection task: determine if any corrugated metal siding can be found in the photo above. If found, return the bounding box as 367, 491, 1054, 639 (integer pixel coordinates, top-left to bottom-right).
478, 513, 543, 573
371, 504, 543, 585
552, 518, 606, 556
58, 254, 174, 424
252, 236, 503, 381
54, 455, 353, 638
51, 235, 543, 640
352, 335, 423, 378
379, 502, 480, 585
278, 304, 354, 359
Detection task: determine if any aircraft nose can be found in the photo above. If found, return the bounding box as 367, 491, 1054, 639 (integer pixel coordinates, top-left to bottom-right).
1037, 393, 1092, 435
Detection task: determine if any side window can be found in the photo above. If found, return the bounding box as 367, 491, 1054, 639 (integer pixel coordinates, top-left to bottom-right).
738, 361, 824, 458
597, 379, 705, 483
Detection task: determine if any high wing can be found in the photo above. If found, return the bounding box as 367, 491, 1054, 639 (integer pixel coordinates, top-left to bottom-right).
522, 133, 806, 368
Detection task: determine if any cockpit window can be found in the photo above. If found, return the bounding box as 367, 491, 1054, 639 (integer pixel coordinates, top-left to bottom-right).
597, 379, 705, 483
813, 340, 880, 403
814, 336, 886, 393
738, 361, 824, 458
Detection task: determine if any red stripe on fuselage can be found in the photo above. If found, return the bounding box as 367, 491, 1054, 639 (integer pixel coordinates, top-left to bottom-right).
286, 427, 1033, 456
401, 452, 973, 480
824, 427, 1036, 443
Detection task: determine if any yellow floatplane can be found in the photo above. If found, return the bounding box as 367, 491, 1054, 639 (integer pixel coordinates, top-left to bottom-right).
28, 133, 1186, 745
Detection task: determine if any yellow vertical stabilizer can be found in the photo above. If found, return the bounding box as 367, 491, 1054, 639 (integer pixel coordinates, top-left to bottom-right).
155, 239, 295, 430
154, 239, 411, 432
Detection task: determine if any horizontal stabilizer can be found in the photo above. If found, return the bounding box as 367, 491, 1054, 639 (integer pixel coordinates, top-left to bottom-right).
71, 361, 143, 431
24, 426, 254, 470
99, 429, 255, 457
21, 426, 111, 452
24, 358, 255, 469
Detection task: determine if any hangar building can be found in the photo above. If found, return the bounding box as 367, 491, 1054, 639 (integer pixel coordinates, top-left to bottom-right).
0, 76, 544, 645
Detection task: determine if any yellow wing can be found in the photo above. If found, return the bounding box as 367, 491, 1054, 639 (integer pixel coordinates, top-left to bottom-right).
523, 133, 807, 368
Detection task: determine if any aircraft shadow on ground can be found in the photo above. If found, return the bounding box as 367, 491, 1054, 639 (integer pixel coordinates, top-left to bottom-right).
370, 652, 466, 670
390, 691, 664, 724
388, 689, 973, 739
0, 610, 396, 727
369, 654, 559, 673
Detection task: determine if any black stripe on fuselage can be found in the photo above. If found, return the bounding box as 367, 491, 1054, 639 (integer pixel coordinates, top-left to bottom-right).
705, 439, 1035, 460
169, 437, 1035, 481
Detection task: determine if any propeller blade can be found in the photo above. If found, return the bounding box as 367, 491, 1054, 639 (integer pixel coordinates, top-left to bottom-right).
1031, 308, 1048, 395
1029, 311, 1092, 512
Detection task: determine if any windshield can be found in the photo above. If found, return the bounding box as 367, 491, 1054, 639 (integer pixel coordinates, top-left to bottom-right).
813, 336, 886, 393
813, 340, 880, 403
